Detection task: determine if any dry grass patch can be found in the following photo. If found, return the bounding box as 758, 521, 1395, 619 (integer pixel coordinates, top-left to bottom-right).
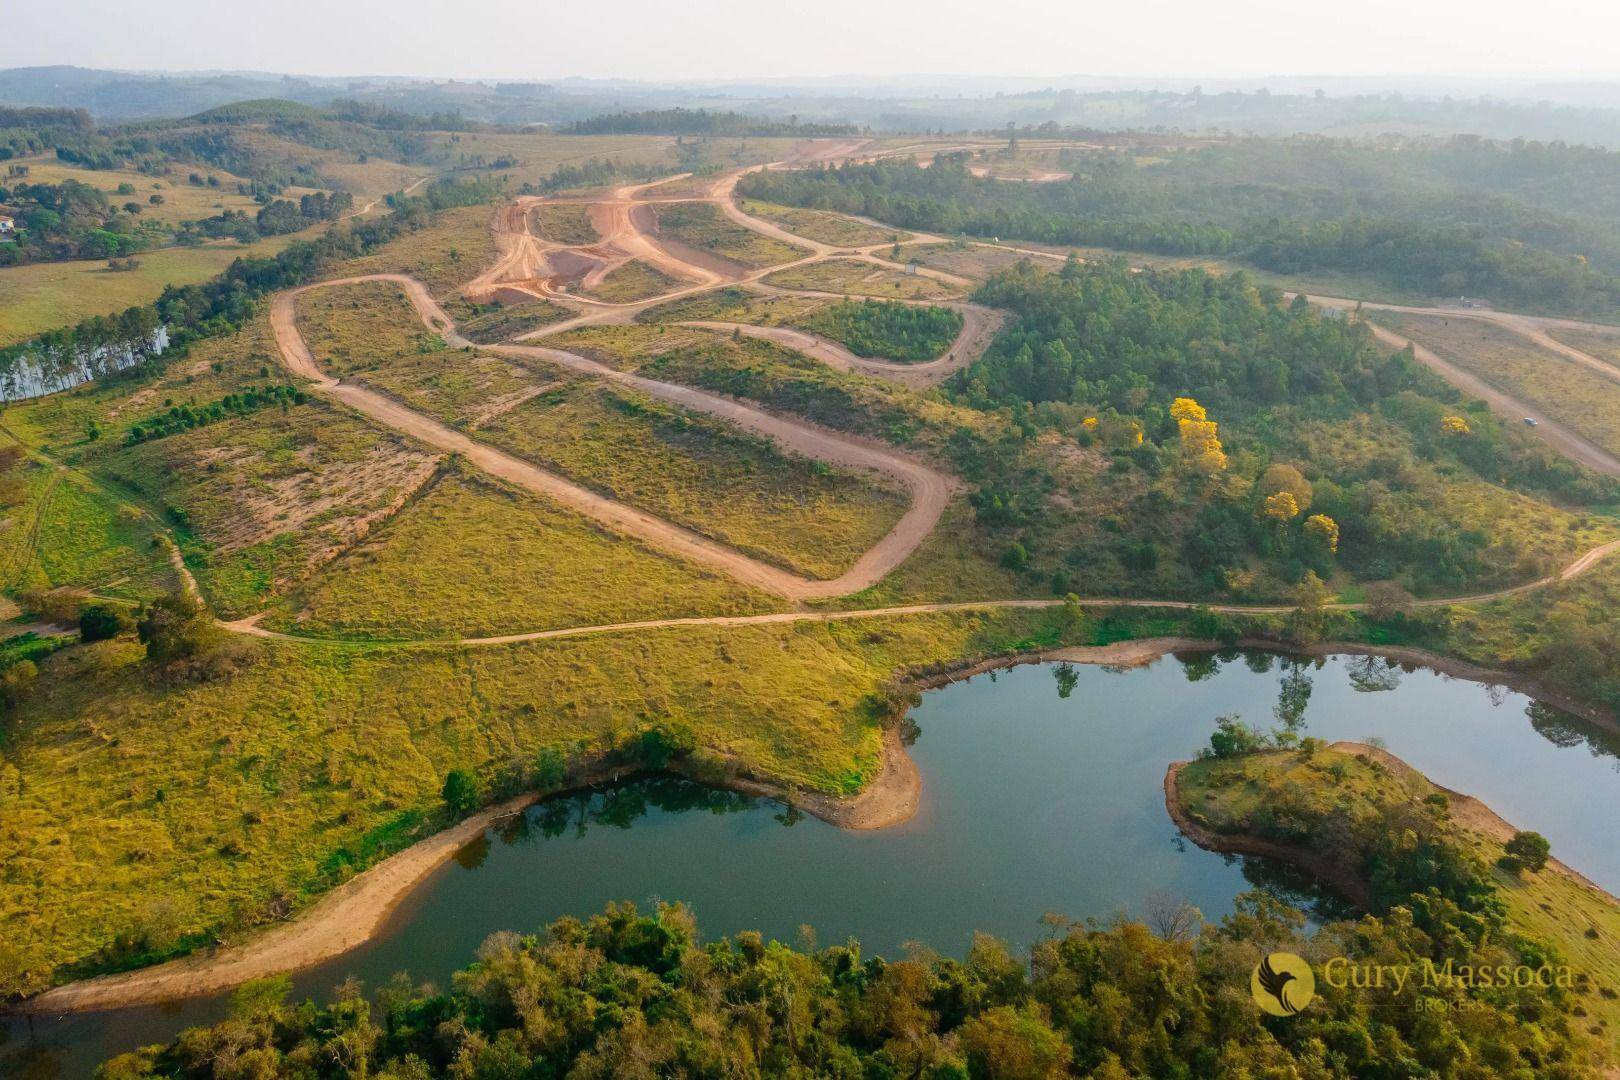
531, 203, 598, 245
479, 379, 910, 580
332, 204, 496, 298
763, 258, 958, 300
737, 200, 904, 246
296, 280, 538, 425
264, 469, 779, 639
97, 400, 440, 617
579, 260, 682, 303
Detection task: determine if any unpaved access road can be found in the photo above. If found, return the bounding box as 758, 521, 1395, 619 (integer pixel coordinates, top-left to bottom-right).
272, 275, 951, 600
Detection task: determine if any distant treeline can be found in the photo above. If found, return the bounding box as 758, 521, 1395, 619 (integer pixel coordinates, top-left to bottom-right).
740, 138, 1620, 317
567, 108, 859, 137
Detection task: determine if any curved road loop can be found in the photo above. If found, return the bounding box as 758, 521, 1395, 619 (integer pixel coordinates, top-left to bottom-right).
272, 276, 950, 601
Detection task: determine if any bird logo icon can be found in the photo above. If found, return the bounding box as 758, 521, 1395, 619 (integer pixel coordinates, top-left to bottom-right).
1252, 952, 1315, 1016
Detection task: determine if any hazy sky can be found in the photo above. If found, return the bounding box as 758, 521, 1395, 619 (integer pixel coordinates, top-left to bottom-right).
5, 0, 1620, 84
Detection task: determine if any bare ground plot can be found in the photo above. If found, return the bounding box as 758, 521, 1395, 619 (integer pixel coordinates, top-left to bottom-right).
646, 201, 810, 269
261, 470, 779, 639
1374, 312, 1620, 457
95, 402, 440, 617
762, 258, 959, 300
737, 200, 905, 247
477, 379, 912, 580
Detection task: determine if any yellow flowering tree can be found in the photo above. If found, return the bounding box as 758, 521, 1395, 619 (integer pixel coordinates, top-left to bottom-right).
1262, 490, 1301, 521
1440, 415, 1471, 436
1304, 513, 1340, 554
1173, 397, 1226, 473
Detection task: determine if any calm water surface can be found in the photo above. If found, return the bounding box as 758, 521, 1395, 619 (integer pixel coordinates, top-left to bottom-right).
7, 649, 1620, 1076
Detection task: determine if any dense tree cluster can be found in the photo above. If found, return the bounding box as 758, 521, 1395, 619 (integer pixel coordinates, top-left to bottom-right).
801, 299, 964, 361
100, 872, 1604, 1079
947, 258, 1615, 597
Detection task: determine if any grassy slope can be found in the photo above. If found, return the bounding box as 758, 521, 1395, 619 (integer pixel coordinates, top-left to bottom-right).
0, 606, 1066, 993
652, 201, 809, 268
1374, 312, 1620, 457
579, 260, 681, 302
263, 469, 780, 639
479, 380, 910, 581
1177, 746, 1620, 1034
295, 281, 911, 580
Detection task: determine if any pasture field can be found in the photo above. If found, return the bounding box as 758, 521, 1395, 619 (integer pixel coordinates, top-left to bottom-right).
737, 199, 903, 246
4, 155, 284, 227
0, 236, 303, 347
762, 257, 959, 300
0, 455, 174, 602
579, 259, 682, 302
650, 201, 810, 268
478, 379, 911, 580
1374, 311, 1620, 456
263, 469, 780, 640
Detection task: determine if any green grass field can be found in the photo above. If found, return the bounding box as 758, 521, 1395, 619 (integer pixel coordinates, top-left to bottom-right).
263, 469, 780, 639
651, 201, 810, 268
1374, 312, 1620, 457
1550, 326, 1620, 368
0, 237, 304, 348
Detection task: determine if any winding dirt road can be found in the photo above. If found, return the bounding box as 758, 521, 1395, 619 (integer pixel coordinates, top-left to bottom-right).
272, 275, 950, 600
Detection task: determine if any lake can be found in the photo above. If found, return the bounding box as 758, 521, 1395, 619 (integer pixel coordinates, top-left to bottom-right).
7, 648, 1620, 1076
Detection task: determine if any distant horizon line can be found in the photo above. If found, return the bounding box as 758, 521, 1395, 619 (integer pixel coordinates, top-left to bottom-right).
6, 63, 1620, 92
